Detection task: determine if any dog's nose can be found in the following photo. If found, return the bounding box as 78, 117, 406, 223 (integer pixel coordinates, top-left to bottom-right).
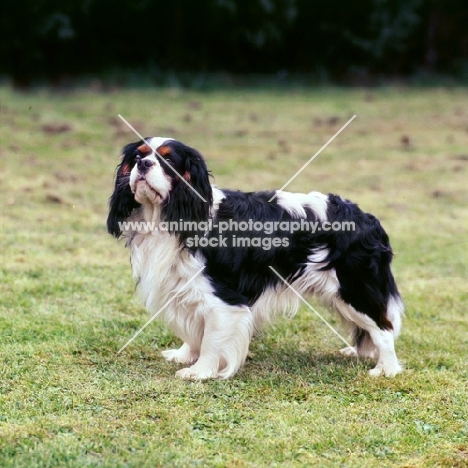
137, 158, 155, 174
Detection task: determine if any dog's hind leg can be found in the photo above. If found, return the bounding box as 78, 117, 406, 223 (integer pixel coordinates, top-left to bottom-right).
340, 328, 379, 359
334, 297, 403, 377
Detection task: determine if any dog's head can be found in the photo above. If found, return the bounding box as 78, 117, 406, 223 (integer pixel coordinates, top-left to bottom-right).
107, 137, 213, 238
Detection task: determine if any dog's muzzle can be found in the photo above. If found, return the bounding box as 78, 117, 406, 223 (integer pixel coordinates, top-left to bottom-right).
137, 158, 155, 175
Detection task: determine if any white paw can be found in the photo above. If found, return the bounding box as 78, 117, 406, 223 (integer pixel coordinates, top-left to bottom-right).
368, 362, 403, 377
161, 348, 197, 365
176, 366, 217, 380
340, 346, 358, 357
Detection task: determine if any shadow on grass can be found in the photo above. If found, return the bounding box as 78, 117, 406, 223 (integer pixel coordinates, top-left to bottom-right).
74, 330, 372, 385
242, 344, 371, 383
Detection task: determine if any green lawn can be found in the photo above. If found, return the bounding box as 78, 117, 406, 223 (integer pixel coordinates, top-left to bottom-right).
0, 86, 467, 467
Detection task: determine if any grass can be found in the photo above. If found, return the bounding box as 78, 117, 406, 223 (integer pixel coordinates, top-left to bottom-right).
0, 85, 467, 467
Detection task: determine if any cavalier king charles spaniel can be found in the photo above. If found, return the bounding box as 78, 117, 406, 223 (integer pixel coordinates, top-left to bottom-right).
107, 137, 403, 380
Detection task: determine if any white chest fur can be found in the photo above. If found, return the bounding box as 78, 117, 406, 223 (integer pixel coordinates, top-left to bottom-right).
128, 225, 227, 346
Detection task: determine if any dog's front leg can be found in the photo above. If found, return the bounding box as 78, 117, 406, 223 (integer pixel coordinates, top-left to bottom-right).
161, 342, 199, 364
176, 306, 253, 380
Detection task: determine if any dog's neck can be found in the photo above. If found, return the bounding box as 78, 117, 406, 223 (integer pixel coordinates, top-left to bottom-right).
140, 202, 163, 225
124, 202, 169, 249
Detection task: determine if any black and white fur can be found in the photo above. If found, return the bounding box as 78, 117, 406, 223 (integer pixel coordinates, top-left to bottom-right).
107, 137, 404, 380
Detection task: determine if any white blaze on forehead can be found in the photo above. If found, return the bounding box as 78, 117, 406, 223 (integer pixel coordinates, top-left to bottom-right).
148, 137, 174, 152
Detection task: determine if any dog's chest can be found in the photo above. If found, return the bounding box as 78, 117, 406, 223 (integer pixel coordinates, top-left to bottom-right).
128, 231, 206, 316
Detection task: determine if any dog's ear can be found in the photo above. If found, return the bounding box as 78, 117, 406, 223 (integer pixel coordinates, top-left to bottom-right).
107, 142, 142, 238
162, 144, 213, 244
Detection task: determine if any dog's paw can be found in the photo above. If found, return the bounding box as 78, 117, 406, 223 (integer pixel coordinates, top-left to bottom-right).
161, 348, 197, 365
368, 362, 403, 377
176, 366, 217, 380
340, 346, 358, 357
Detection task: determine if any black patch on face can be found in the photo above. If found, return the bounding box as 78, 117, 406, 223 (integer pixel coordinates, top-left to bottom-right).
107, 139, 152, 237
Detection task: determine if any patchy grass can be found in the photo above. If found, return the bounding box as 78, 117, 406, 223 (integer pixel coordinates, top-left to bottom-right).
0, 85, 467, 467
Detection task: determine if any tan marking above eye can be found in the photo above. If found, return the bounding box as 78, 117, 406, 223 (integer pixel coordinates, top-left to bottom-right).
157, 145, 171, 156
137, 144, 152, 154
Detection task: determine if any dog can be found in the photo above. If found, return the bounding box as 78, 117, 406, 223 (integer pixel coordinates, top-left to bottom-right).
107, 137, 403, 380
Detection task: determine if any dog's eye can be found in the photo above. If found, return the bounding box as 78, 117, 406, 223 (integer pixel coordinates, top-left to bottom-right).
135, 154, 141, 162
164, 157, 173, 165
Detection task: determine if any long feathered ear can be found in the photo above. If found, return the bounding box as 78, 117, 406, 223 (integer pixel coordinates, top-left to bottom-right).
107, 141, 142, 238
162, 144, 213, 245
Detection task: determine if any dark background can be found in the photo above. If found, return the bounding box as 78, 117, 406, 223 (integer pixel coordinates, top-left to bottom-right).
1, 0, 467, 87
